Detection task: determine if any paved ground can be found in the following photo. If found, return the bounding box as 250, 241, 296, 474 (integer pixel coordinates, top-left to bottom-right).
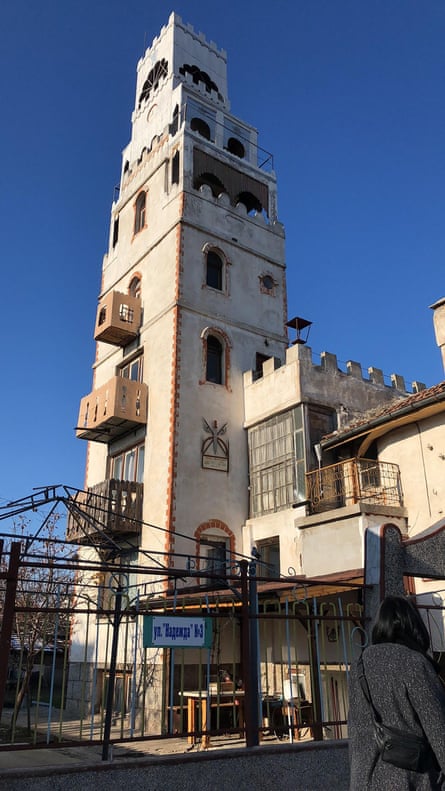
0, 732, 271, 771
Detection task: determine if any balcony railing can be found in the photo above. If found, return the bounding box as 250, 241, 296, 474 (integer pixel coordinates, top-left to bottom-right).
66, 480, 143, 544
76, 377, 148, 442
94, 291, 141, 346
305, 458, 403, 515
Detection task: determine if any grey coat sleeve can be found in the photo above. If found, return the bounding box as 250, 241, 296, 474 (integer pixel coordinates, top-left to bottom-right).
405, 655, 445, 772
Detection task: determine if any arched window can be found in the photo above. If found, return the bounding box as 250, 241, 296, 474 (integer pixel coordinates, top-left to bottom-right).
128, 275, 141, 299
134, 192, 146, 234
206, 250, 223, 290
194, 172, 224, 198
227, 137, 245, 158
206, 335, 223, 384
138, 58, 168, 106
236, 191, 262, 214
191, 117, 211, 140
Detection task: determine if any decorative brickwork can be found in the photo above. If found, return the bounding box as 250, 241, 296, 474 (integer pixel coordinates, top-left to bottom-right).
164, 215, 185, 566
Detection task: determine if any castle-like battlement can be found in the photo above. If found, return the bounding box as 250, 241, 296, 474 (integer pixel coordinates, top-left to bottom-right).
244, 342, 425, 394
243, 342, 426, 429
138, 13, 227, 73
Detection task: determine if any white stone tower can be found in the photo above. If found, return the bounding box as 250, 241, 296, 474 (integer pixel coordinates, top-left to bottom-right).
73, 13, 287, 577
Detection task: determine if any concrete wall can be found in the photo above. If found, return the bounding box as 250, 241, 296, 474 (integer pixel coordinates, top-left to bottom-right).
243, 343, 410, 430
0, 741, 349, 791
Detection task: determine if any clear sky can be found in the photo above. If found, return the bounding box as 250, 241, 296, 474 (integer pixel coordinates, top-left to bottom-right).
1, 0, 444, 511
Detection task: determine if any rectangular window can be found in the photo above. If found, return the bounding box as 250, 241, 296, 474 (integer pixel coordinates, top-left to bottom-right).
254, 353, 269, 381
172, 151, 180, 184
111, 444, 144, 482
112, 216, 119, 247
200, 537, 228, 582
119, 304, 134, 323
256, 537, 280, 579
124, 449, 136, 481
136, 445, 145, 483
120, 356, 143, 382
248, 407, 304, 517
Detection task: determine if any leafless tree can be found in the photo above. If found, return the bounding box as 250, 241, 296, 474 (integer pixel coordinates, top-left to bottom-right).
0, 515, 78, 735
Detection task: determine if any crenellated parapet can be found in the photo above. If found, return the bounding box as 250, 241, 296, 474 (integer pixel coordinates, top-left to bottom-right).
243, 342, 425, 428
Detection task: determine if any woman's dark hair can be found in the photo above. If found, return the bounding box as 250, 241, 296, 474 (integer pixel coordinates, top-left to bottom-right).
372, 595, 430, 654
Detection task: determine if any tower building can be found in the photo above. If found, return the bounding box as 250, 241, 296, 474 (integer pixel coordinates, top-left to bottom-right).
72, 13, 288, 574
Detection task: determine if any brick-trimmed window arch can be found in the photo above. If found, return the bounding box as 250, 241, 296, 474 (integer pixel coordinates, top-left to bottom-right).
195, 520, 235, 579
200, 326, 232, 388
202, 243, 230, 294
128, 273, 142, 299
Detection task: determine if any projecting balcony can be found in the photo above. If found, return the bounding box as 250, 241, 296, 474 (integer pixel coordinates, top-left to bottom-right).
76, 377, 148, 442
94, 291, 141, 346
305, 458, 403, 515
66, 480, 143, 544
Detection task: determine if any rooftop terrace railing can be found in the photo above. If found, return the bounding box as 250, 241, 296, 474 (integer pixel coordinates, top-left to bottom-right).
306, 458, 403, 515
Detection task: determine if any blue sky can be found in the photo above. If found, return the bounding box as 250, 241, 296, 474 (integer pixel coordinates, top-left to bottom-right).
1, 0, 444, 513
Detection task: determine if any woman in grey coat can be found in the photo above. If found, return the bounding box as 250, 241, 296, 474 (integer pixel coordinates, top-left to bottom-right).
348, 596, 445, 790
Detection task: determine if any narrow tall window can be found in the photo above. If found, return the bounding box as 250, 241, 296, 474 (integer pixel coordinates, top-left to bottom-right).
202, 539, 227, 577
112, 216, 119, 247
206, 335, 223, 384
134, 192, 146, 234
172, 151, 180, 185
129, 276, 141, 299
206, 250, 223, 290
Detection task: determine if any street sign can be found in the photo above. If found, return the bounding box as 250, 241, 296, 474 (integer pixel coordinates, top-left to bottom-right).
143, 615, 212, 648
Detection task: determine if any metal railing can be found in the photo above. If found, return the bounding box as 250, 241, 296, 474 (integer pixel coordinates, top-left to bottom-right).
306, 458, 402, 514
66, 480, 143, 543
0, 539, 364, 755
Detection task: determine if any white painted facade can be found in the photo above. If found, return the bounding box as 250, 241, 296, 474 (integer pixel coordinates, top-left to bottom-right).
77, 13, 287, 576
243, 342, 411, 578
76, 12, 439, 595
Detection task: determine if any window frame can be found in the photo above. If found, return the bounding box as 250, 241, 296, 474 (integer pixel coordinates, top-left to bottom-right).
110, 443, 145, 483
134, 191, 147, 235
248, 407, 305, 517
206, 250, 223, 291
128, 275, 141, 299
206, 334, 223, 384
119, 355, 143, 383
256, 537, 280, 579
199, 535, 229, 581
203, 246, 228, 294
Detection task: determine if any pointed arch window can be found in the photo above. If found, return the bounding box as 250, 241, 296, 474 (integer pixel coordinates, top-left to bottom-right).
134, 191, 146, 235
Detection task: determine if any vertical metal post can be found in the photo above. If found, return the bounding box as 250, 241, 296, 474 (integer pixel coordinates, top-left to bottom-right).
309, 598, 324, 741
248, 558, 260, 746
0, 542, 21, 721
130, 592, 139, 736
47, 585, 61, 744
102, 586, 122, 761
239, 561, 255, 746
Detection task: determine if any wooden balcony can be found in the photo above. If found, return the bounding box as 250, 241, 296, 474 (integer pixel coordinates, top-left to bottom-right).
76, 377, 148, 442
305, 458, 403, 515
94, 291, 141, 346
66, 480, 143, 544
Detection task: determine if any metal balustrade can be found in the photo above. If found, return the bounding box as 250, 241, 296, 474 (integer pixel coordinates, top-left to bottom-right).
306, 458, 402, 514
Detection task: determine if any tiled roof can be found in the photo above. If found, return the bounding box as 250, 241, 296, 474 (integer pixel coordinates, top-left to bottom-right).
323, 380, 445, 443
